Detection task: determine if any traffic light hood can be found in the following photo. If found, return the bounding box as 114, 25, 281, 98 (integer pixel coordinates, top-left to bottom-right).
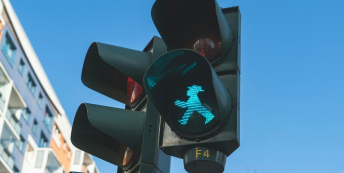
71, 103, 145, 169
143, 49, 232, 140
151, 0, 234, 63
81, 42, 151, 105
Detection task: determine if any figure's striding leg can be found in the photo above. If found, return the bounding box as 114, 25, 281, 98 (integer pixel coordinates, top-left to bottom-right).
197, 106, 215, 124
178, 109, 194, 125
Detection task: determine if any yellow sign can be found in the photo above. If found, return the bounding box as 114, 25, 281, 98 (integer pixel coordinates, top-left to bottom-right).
196, 149, 210, 158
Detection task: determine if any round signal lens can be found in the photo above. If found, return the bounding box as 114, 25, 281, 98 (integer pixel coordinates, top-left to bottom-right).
122, 147, 135, 166
193, 37, 222, 62
127, 77, 143, 105
119, 144, 136, 168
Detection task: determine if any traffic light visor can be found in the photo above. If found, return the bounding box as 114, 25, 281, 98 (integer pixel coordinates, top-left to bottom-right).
81, 42, 150, 106
71, 103, 145, 169
151, 0, 233, 63
143, 50, 231, 140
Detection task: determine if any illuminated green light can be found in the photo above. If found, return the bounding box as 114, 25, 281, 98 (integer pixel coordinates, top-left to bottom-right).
182, 62, 197, 75
146, 60, 197, 89
175, 85, 215, 125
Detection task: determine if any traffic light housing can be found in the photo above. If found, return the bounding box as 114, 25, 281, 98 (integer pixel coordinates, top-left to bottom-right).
71, 37, 171, 172
70, 0, 240, 172
147, 0, 241, 172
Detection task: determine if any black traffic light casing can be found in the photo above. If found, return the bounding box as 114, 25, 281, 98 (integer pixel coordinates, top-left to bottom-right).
147, 0, 241, 160
71, 0, 240, 172
71, 37, 171, 173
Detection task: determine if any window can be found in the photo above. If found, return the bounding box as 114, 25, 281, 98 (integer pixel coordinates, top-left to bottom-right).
2, 33, 16, 66
15, 135, 25, 152
74, 150, 81, 164
44, 106, 53, 130
37, 93, 43, 107
22, 108, 31, 123
18, 59, 25, 75
13, 165, 19, 173
63, 142, 66, 150
32, 119, 38, 134
52, 126, 60, 147
45, 153, 60, 173
26, 73, 36, 95
38, 132, 48, 148
35, 151, 44, 168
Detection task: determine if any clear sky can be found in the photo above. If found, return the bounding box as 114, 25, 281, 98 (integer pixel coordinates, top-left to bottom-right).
10, 0, 344, 173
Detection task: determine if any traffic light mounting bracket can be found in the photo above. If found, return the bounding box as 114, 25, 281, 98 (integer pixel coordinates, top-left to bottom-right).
124, 36, 171, 173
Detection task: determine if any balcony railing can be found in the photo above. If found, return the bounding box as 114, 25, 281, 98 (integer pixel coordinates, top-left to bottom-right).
82, 165, 89, 173
5, 110, 21, 134
44, 168, 52, 173
0, 97, 4, 112
0, 142, 14, 169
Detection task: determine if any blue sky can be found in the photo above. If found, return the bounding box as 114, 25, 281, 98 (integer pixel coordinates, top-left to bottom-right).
10, 0, 344, 173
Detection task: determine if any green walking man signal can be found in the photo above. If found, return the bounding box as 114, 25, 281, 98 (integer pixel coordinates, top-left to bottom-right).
175, 85, 215, 125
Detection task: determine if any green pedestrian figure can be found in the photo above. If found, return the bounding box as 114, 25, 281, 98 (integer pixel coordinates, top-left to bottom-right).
175, 85, 215, 125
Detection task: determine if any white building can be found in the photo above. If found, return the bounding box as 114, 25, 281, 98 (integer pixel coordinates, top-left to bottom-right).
0, 0, 99, 172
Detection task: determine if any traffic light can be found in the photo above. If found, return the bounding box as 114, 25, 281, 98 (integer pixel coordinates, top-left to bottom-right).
144, 0, 241, 172
71, 0, 240, 172
71, 37, 171, 173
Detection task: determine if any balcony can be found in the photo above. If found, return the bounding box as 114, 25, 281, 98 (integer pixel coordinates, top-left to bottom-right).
82, 153, 99, 173
0, 142, 14, 173
45, 152, 64, 173
22, 136, 66, 173
0, 62, 26, 118
2, 84, 26, 138
70, 151, 99, 173
33, 148, 64, 173
0, 142, 14, 168
0, 68, 9, 112
5, 110, 21, 135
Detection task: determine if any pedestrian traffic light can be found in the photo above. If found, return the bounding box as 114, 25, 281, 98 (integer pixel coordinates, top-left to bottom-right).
70, 0, 240, 172
146, 0, 241, 172
71, 37, 171, 173
144, 50, 231, 140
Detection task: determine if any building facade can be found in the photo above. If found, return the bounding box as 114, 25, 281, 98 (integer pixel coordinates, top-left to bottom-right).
0, 0, 99, 172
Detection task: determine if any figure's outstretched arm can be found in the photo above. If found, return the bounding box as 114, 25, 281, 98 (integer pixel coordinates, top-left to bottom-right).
175, 100, 188, 108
